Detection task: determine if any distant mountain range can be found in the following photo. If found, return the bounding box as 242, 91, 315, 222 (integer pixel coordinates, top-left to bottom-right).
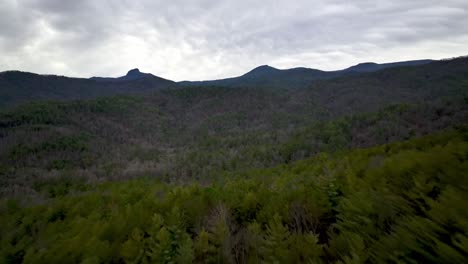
90, 68, 161, 82
343, 60, 434, 72
0, 69, 175, 107
1, 50, 467, 264
0, 59, 435, 107
179, 59, 434, 88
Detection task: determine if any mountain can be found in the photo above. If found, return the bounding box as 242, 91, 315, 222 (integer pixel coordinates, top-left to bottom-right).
0, 69, 175, 107
1, 56, 467, 263
180, 59, 434, 88
1, 57, 467, 181
343, 59, 434, 72
244, 65, 281, 75
0, 60, 436, 107
90, 68, 158, 82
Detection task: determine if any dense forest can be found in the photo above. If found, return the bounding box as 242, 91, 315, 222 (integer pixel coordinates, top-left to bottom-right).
1, 57, 468, 263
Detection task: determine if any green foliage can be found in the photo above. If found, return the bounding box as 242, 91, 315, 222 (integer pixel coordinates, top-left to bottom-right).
0, 101, 68, 127
260, 214, 293, 263
85, 96, 145, 113
1, 128, 467, 263
1, 58, 468, 262
7, 134, 91, 169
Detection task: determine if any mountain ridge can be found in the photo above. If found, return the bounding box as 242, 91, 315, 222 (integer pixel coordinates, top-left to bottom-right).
0, 58, 443, 108
1, 56, 467, 263
179, 59, 435, 88
343, 59, 434, 72
0, 69, 176, 108
90, 68, 168, 82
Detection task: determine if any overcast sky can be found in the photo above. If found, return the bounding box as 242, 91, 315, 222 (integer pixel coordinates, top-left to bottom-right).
1, 0, 467, 81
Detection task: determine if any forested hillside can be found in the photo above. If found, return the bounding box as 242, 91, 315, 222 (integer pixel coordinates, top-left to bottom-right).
0, 69, 175, 108
179, 59, 433, 88
1, 128, 467, 263
0, 57, 468, 263
0, 59, 437, 108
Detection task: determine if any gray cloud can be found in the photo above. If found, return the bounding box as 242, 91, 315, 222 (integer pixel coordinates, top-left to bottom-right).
0, 0, 467, 81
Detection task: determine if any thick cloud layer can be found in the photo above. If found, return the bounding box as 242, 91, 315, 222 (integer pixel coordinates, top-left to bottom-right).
1, 0, 467, 81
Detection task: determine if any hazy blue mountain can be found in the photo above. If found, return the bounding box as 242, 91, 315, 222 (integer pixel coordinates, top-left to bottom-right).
179, 59, 434, 89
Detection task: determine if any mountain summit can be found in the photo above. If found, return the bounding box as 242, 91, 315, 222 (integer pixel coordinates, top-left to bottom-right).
244, 65, 280, 76
90, 68, 163, 82
120, 68, 148, 81
126, 68, 142, 76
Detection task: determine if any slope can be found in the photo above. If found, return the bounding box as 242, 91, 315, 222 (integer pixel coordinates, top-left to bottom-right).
1, 127, 467, 263
0, 69, 176, 108
179, 59, 434, 89
0, 57, 467, 196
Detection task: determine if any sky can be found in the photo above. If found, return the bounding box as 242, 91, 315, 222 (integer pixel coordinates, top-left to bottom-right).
1, 0, 467, 81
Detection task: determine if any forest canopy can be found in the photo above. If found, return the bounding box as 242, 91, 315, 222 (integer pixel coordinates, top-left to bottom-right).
1, 127, 467, 263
